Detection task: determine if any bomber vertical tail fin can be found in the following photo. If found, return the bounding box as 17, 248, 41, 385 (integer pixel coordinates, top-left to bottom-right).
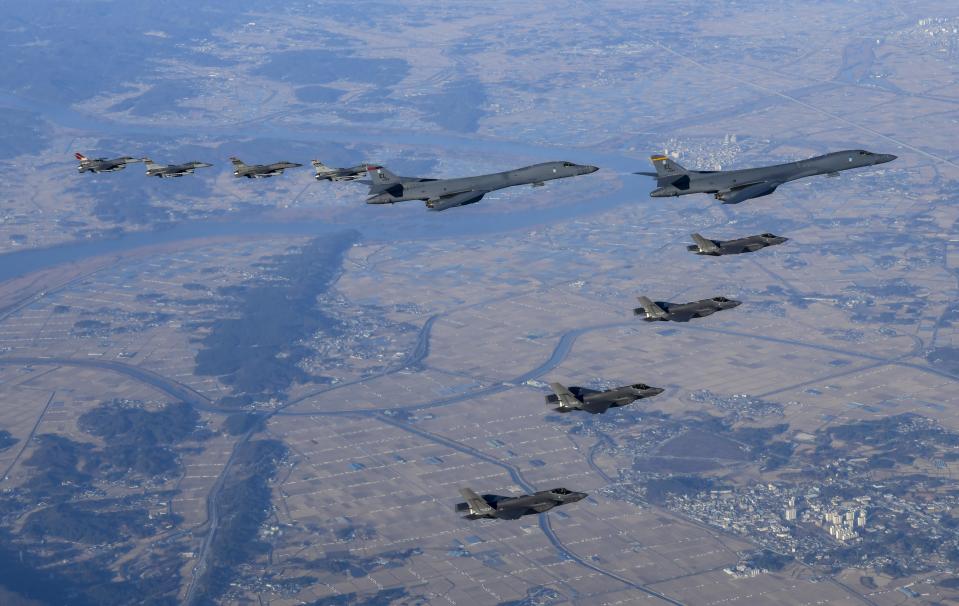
650, 154, 688, 179
367, 165, 402, 194
634, 296, 668, 320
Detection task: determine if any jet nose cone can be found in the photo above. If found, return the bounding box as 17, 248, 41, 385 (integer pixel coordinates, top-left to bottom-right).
729, 300, 743, 308
366, 194, 389, 204
584, 165, 599, 174
878, 154, 897, 164
570, 492, 587, 502
649, 387, 665, 397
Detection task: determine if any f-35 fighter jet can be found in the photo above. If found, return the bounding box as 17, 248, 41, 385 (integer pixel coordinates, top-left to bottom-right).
456, 487, 586, 520
312, 160, 370, 182
634, 296, 741, 322
637, 149, 896, 204
230, 157, 303, 179
75, 152, 140, 174
546, 382, 664, 414
688, 232, 788, 256
365, 161, 599, 211
143, 158, 213, 178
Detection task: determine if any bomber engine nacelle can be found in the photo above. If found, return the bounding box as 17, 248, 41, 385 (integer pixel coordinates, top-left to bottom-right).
715, 182, 779, 205
425, 192, 486, 211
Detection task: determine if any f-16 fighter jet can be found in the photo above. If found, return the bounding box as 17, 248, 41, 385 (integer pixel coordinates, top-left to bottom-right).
688, 232, 788, 256
456, 487, 587, 520
634, 296, 741, 322
546, 382, 664, 414
230, 157, 303, 179
143, 158, 213, 178
75, 152, 140, 174
637, 150, 896, 204
312, 160, 370, 182
365, 161, 599, 211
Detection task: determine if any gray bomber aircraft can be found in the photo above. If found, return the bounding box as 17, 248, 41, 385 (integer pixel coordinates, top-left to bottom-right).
143, 158, 213, 178
637, 149, 897, 204
456, 487, 587, 520
547, 382, 663, 414
365, 161, 599, 211
75, 152, 140, 174
688, 232, 788, 256
312, 160, 369, 182
230, 157, 303, 179
634, 295, 741, 322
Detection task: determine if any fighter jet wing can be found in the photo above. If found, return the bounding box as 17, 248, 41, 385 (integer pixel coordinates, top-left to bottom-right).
580, 399, 613, 415
458, 488, 494, 516
425, 191, 487, 211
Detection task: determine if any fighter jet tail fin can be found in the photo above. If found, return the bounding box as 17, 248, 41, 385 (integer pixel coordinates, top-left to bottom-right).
229, 157, 248, 169
142, 158, 161, 171
650, 155, 687, 179
74, 152, 89, 162
691, 233, 720, 254
547, 382, 580, 411
457, 488, 494, 517
634, 296, 668, 320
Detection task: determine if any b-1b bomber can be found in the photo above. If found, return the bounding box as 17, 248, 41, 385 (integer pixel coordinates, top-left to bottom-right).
634, 296, 741, 322
638, 149, 896, 204
365, 161, 598, 211
688, 232, 788, 256
456, 487, 586, 520
546, 382, 663, 414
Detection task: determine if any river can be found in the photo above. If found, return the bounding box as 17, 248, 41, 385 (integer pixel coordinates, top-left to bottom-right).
0, 91, 650, 282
